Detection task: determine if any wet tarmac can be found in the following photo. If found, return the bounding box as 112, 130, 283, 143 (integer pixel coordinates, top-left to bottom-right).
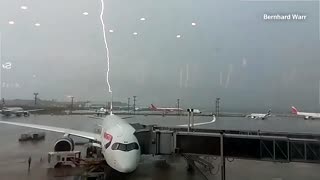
0, 114, 319, 180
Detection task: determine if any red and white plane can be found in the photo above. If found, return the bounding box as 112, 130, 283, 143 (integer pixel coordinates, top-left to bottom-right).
149, 104, 183, 113
0, 113, 140, 173
291, 106, 320, 120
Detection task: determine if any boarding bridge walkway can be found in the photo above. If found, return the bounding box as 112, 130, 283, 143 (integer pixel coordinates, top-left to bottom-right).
135, 126, 320, 164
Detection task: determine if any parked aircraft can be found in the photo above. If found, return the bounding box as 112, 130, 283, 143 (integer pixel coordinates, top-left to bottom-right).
0, 107, 43, 117
149, 104, 183, 113
246, 109, 271, 120
0, 113, 140, 173
291, 106, 320, 120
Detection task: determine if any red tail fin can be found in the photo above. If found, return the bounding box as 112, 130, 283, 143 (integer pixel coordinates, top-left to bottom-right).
291, 106, 298, 114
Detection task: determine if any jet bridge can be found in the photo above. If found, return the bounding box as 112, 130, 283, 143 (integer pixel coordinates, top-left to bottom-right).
135, 128, 174, 155
135, 127, 320, 180
136, 126, 320, 163
175, 131, 320, 163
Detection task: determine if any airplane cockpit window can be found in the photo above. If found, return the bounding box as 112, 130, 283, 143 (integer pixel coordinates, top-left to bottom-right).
118, 143, 127, 151
126, 142, 139, 151
111, 142, 139, 151
111, 143, 119, 150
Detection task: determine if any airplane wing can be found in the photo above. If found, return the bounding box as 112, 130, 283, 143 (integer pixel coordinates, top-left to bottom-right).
88, 116, 133, 120
122, 116, 134, 119
26, 109, 44, 112
0, 120, 101, 142
13, 109, 43, 114
12, 111, 25, 114
2, 110, 19, 114
88, 115, 104, 119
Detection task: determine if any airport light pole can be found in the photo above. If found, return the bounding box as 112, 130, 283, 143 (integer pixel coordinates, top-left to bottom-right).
220, 132, 226, 180
133, 96, 136, 115
127, 97, 130, 114
216, 98, 220, 117
187, 108, 193, 132
1, 98, 4, 107
34, 93, 39, 106
177, 99, 180, 116
69, 96, 74, 113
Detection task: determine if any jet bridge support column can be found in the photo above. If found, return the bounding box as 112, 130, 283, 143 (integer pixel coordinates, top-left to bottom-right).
220, 132, 225, 180
187, 110, 191, 132
187, 109, 194, 132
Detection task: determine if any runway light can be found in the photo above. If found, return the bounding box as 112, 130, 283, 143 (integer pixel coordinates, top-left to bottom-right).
191, 22, 196, 26
20, 6, 28, 10
176, 34, 181, 38
109, 29, 114, 33
140, 17, 146, 21
83, 12, 89, 16
133, 32, 138, 35
34, 23, 41, 27
8, 21, 15, 25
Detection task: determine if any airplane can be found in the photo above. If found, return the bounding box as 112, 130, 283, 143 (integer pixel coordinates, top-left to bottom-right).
0, 98, 43, 117
0, 107, 43, 117
0, 113, 140, 173
189, 109, 201, 114
95, 107, 107, 117
246, 109, 271, 120
291, 106, 320, 120
149, 104, 183, 113
79, 108, 108, 117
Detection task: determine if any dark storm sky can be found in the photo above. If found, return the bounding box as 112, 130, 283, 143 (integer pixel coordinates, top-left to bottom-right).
0, 0, 319, 112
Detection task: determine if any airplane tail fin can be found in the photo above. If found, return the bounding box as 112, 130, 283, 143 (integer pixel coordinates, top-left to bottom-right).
150, 104, 157, 110
291, 106, 298, 115
267, 109, 271, 115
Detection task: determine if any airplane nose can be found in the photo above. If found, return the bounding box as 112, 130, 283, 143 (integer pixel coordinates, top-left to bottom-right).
118, 164, 136, 173
115, 154, 139, 173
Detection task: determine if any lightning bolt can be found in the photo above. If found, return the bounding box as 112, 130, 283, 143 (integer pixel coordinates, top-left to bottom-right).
99, 0, 112, 93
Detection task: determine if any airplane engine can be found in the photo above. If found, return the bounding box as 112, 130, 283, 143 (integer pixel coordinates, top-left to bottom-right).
23, 112, 30, 117
304, 116, 312, 120
54, 137, 74, 151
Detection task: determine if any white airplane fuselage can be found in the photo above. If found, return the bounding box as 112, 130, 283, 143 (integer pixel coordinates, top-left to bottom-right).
296, 112, 320, 119
3, 107, 23, 110
247, 113, 270, 119
150, 104, 183, 113
249, 113, 265, 118
100, 114, 140, 173
2, 107, 23, 112
155, 108, 183, 112
1, 107, 26, 116
291, 106, 320, 119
